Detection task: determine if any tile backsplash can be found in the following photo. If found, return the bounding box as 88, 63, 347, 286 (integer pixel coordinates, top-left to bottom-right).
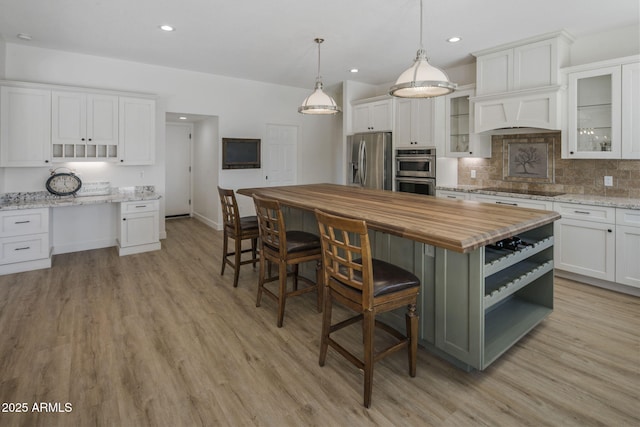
458, 132, 640, 198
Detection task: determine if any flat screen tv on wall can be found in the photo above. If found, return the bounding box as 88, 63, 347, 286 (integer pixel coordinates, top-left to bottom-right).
222, 138, 261, 169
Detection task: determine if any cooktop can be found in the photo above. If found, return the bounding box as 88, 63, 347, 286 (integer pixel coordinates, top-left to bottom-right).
479, 187, 566, 197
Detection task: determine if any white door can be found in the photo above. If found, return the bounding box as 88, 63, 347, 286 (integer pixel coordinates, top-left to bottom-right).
264, 124, 297, 186
165, 123, 192, 217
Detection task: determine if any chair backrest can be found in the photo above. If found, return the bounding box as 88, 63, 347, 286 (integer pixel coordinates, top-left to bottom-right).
218, 187, 241, 234
315, 209, 374, 308
253, 194, 288, 258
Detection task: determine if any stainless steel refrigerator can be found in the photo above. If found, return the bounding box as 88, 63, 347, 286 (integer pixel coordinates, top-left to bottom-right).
347, 132, 392, 190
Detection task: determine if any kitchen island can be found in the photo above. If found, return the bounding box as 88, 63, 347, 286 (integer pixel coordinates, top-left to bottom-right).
238, 183, 561, 370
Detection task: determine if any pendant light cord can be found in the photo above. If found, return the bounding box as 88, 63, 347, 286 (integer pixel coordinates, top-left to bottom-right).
419, 0, 424, 51
315, 38, 324, 82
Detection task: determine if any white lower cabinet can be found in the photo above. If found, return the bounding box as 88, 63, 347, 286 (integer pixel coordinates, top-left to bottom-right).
0, 208, 51, 274
436, 190, 469, 200
117, 200, 160, 256
553, 203, 616, 282
616, 209, 640, 288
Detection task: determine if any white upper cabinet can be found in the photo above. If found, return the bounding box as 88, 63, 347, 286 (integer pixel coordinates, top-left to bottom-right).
394, 98, 434, 147
622, 61, 640, 159
51, 91, 119, 161
0, 86, 51, 167
118, 97, 156, 165
563, 56, 639, 159
444, 85, 490, 158
472, 31, 572, 133
352, 98, 392, 133
475, 32, 571, 96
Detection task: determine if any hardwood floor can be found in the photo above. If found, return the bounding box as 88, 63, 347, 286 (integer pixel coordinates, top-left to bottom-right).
0, 217, 638, 426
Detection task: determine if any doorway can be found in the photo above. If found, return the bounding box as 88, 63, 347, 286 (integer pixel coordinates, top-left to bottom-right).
165, 122, 192, 217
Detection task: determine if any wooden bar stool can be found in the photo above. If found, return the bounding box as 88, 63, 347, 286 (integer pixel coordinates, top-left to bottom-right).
253, 194, 322, 328
218, 187, 259, 288
314, 208, 420, 408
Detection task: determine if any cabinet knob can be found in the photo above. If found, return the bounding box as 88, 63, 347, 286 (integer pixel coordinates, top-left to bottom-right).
608, 229, 612, 233
123, 218, 127, 221
88, 138, 92, 142
45, 160, 49, 163
469, 152, 473, 155
81, 138, 85, 141
570, 151, 574, 155
120, 159, 124, 163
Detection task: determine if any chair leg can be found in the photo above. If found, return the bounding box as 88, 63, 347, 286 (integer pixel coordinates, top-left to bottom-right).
256, 250, 265, 307
406, 303, 418, 377
319, 289, 332, 367
363, 310, 375, 408
220, 230, 228, 275
233, 237, 242, 288
251, 238, 258, 269
293, 264, 299, 290
315, 260, 323, 313
276, 261, 288, 328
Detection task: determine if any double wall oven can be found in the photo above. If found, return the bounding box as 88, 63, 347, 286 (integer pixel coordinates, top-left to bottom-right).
395, 148, 436, 196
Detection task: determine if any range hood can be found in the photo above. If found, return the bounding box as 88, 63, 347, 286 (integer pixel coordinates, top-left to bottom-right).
469, 30, 573, 133
470, 85, 564, 133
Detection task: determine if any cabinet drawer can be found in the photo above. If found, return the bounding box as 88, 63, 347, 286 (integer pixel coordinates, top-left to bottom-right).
121, 200, 159, 214
471, 194, 553, 211
554, 203, 615, 224
436, 190, 469, 200
616, 208, 640, 228
0, 233, 49, 265
0, 208, 49, 237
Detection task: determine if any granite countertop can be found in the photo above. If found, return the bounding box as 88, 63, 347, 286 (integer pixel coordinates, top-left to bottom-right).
437, 185, 640, 210
0, 186, 161, 210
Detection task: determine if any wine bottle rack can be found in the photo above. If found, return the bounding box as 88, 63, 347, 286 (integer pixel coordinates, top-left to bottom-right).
52, 144, 119, 162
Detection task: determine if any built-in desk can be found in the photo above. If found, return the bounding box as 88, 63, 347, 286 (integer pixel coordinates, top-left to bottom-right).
238, 184, 561, 370
0, 188, 161, 275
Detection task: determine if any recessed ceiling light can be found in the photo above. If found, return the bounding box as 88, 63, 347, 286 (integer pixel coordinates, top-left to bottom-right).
17, 33, 32, 41
178, 116, 187, 120
447, 36, 462, 43
159, 25, 175, 32
349, 68, 359, 73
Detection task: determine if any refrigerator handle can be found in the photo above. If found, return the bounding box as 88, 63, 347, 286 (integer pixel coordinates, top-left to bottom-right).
360, 141, 367, 186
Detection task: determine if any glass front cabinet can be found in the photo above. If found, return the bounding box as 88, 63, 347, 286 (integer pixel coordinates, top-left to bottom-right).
566, 65, 621, 158
444, 85, 491, 158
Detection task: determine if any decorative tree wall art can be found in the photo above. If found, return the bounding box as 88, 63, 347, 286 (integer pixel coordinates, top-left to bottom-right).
503, 139, 554, 183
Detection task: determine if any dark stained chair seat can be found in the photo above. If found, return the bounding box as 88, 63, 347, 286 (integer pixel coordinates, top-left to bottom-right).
337, 259, 420, 297
263, 230, 321, 254
239, 216, 258, 230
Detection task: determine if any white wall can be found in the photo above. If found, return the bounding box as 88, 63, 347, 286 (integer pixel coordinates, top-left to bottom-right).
2, 43, 342, 241
0, 37, 5, 79
192, 117, 219, 227
571, 24, 640, 66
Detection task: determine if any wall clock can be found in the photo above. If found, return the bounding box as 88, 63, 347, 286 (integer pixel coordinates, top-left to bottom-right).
45, 168, 82, 196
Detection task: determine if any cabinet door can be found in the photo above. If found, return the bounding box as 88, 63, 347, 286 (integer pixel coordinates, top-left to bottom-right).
554, 219, 615, 281
475, 49, 513, 95
119, 97, 156, 165
0, 86, 51, 167
352, 104, 371, 133
120, 211, 159, 247
370, 100, 392, 131
621, 61, 640, 159
52, 91, 86, 145
87, 94, 118, 145
413, 98, 433, 146
394, 99, 413, 146
513, 38, 555, 90
445, 87, 491, 158
616, 225, 640, 288
566, 66, 621, 159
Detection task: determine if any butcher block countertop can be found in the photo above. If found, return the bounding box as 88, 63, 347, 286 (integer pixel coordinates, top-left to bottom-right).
237, 184, 561, 253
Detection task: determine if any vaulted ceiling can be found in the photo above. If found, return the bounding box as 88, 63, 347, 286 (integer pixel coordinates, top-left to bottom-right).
0, 0, 638, 89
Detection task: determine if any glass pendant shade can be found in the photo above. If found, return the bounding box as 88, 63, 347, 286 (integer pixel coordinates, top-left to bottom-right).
298, 38, 340, 115
389, 49, 456, 98
299, 80, 340, 114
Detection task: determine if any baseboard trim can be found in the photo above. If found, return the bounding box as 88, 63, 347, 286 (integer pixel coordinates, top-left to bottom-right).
555, 270, 640, 297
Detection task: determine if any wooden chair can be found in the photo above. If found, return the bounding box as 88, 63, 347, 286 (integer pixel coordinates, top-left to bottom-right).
218, 187, 259, 288
253, 194, 322, 328
314, 208, 420, 408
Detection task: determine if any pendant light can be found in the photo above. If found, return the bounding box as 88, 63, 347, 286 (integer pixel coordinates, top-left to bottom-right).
389, 0, 456, 98
299, 38, 341, 115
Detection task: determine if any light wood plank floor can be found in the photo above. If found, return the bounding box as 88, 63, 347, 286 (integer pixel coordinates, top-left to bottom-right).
0, 218, 638, 426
